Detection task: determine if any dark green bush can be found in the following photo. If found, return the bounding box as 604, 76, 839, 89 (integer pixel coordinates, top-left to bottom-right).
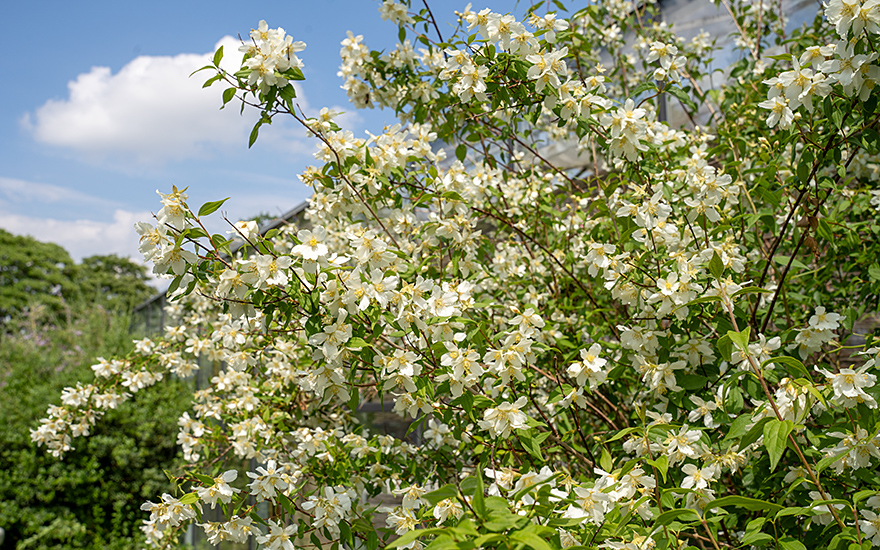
0, 307, 190, 549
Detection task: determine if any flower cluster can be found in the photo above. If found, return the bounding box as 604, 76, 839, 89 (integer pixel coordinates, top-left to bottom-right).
239, 20, 306, 93
32, 3, 880, 550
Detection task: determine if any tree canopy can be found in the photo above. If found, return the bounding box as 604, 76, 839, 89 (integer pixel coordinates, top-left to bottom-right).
0, 229, 154, 324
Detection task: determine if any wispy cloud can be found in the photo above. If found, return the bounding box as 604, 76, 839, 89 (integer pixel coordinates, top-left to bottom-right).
0, 209, 152, 262
0, 177, 121, 209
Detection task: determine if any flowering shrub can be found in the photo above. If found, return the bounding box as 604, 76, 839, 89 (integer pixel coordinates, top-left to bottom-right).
32, 0, 880, 549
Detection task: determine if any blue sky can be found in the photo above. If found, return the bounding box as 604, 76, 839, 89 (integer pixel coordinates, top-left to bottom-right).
0, 0, 518, 263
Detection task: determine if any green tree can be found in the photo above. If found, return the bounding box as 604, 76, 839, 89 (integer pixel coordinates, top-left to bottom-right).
0, 230, 79, 323
77, 255, 154, 312
0, 231, 154, 326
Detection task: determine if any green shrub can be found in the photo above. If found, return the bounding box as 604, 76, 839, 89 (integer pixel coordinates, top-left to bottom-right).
0, 307, 189, 549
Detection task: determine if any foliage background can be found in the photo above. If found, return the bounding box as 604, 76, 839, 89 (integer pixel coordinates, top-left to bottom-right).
0, 233, 190, 550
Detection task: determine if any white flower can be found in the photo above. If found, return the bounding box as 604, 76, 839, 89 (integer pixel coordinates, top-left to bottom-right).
301, 486, 353, 536
681, 463, 717, 489
818, 365, 877, 408
378, 0, 413, 25
247, 460, 289, 502
687, 395, 718, 428
228, 220, 259, 242
859, 509, 880, 545
385, 506, 419, 535
479, 397, 529, 438
224, 515, 263, 543
565, 486, 611, 524
196, 470, 241, 509
140, 493, 198, 531
255, 519, 295, 550
758, 96, 794, 129
809, 306, 841, 330
433, 497, 464, 523
567, 343, 608, 388
292, 227, 329, 261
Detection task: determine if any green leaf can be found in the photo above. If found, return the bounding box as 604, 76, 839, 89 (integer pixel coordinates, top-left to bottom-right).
705, 495, 783, 513
347, 337, 370, 349
730, 286, 773, 298
666, 85, 697, 112
222, 87, 236, 106
763, 418, 794, 471
687, 295, 723, 305
166, 274, 183, 295
629, 81, 657, 99
518, 429, 548, 461
193, 473, 215, 486
423, 484, 458, 506
740, 417, 772, 449
761, 356, 808, 377
279, 83, 297, 102
451, 519, 478, 537
178, 492, 199, 505
387, 528, 447, 549
286, 68, 305, 82
278, 492, 296, 517
198, 197, 230, 217
796, 160, 810, 184
250, 511, 269, 526
600, 447, 613, 471
708, 251, 724, 279
716, 333, 733, 362
185, 227, 209, 240
779, 537, 807, 550
474, 534, 506, 547
425, 536, 458, 550
678, 374, 707, 390
646, 455, 668, 483
510, 529, 553, 550
483, 511, 523, 532
727, 327, 751, 353
190, 64, 215, 77
773, 255, 808, 271
775, 506, 813, 519
606, 427, 641, 443
456, 144, 467, 162
249, 119, 264, 148
347, 382, 359, 412
202, 74, 222, 88
741, 532, 774, 545
854, 490, 878, 506
212, 45, 224, 67
723, 413, 753, 445
655, 508, 700, 526
339, 521, 353, 546
817, 450, 849, 473
472, 473, 486, 517
794, 378, 827, 408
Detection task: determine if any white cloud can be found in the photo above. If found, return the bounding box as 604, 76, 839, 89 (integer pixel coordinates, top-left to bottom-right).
22, 35, 369, 168
22, 37, 259, 163
0, 209, 151, 262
